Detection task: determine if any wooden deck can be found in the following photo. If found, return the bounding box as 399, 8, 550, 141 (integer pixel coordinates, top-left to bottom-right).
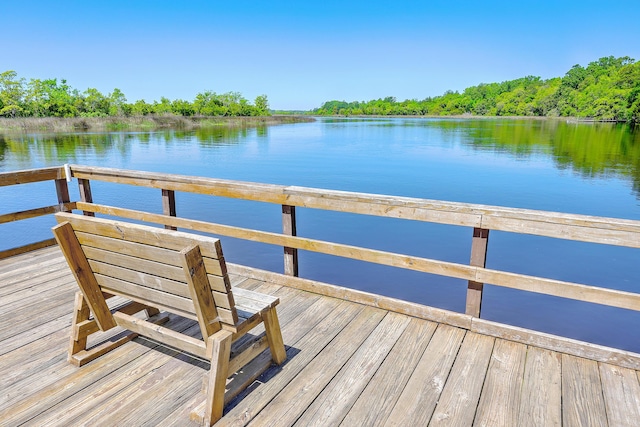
2, 247, 640, 426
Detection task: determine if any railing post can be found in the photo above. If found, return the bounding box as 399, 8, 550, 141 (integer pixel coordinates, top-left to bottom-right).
162, 189, 177, 230
55, 178, 71, 213
465, 227, 490, 317
282, 205, 298, 276
78, 178, 95, 216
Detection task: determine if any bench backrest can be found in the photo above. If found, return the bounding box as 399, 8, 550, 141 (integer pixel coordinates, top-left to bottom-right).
53, 212, 238, 332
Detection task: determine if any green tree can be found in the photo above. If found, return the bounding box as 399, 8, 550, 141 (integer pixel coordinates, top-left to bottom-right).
130, 99, 153, 116
171, 99, 195, 116
80, 88, 110, 116
25, 78, 78, 117
0, 70, 25, 117
628, 87, 640, 122
108, 88, 128, 116
193, 91, 227, 116
254, 94, 269, 115
152, 97, 173, 114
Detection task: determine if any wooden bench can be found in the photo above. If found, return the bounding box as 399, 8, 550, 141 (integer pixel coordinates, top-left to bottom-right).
52, 212, 287, 426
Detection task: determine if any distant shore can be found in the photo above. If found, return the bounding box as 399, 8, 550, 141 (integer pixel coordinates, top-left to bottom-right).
0, 115, 315, 133
1, 114, 626, 134
312, 114, 626, 123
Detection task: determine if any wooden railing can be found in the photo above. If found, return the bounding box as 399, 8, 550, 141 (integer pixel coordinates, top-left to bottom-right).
2, 165, 640, 322
0, 166, 76, 258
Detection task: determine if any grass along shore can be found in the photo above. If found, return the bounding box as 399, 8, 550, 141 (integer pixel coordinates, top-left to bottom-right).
0, 115, 315, 133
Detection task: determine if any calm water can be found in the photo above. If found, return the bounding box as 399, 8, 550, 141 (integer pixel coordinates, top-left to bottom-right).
2, 118, 640, 351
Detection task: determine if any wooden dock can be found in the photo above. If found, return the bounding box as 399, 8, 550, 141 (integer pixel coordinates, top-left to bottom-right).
3, 165, 640, 425
2, 246, 640, 426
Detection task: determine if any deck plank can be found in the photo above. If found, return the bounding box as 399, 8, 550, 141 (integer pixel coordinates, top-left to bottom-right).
562, 354, 608, 427
385, 324, 466, 426
473, 338, 527, 427
39, 327, 212, 426
599, 362, 640, 427
293, 312, 411, 426
1, 247, 640, 426
0, 260, 69, 297
0, 282, 75, 341
0, 269, 75, 308
1, 331, 68, 391
342, 318, 437, 427
518, 347, 562, 427
26, 319, 202, 424
0, 253, 65, 281
0, 276, 75, 321
0, 246, 61, 274
56, 326, 205, 427
216, 299, 362, 427
0, 316, 195, 424
429, 332, 495, 426
227, 284, 311, 362
170, 296, 355, 427
0, 309, 70, 357
244, 306, 386, 427
210, 284, 321, 403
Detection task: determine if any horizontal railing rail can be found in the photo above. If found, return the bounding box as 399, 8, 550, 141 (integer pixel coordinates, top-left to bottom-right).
0, 166, 66, 187
69, 165, 640, 247
0, 203, 76, 225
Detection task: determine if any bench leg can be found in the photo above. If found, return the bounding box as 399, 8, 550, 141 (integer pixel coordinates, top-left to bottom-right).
69, 292, 134, 367
263, 307, 287, 365
68, 293, 139, 367
68, 291, 90, 361
202, 330, 233, 426
68, 294, 170, 367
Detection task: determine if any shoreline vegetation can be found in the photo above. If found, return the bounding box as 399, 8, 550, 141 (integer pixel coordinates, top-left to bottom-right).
0, 114, 628, 134
0, 115, 314, 133
312, 56, 640, 123
0, 70, 274, 120
1, 56, 638, 129
312, 114, 608, 122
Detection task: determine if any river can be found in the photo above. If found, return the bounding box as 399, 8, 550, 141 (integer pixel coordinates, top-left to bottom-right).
2, 117, 639, 351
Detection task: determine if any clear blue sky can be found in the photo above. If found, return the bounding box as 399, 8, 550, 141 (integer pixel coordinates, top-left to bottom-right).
3, 1, 640, 110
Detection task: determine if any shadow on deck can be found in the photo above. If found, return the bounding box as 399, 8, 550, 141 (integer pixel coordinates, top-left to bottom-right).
1, 247, 639, 426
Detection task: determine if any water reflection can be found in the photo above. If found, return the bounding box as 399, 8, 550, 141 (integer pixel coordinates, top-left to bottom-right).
461, 120, 640, 192
455, 120, 639, 175
1, 119, 639, 194
0, 133, 131, 164
368, 118, 640, 195
0, 136, 7, 161
0, 126, 270, 164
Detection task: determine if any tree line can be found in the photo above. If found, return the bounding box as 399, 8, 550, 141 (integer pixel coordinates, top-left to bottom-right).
0, 71, 270, 118
313, 56, 640, 122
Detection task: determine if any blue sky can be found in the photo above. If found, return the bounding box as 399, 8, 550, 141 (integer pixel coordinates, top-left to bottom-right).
4, 1, 640, 110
